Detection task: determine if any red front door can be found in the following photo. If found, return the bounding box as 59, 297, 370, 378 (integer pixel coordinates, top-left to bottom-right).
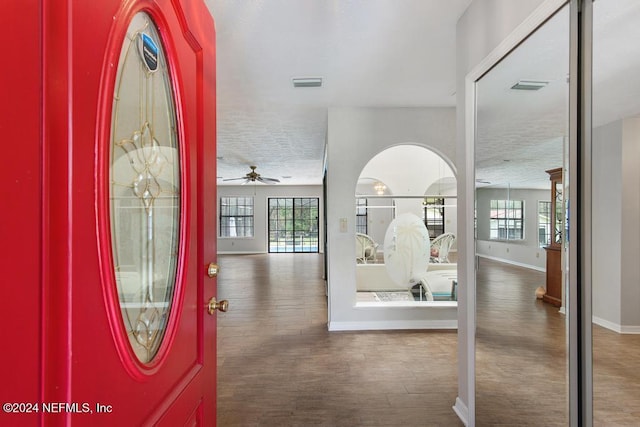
0, 0, 218, 425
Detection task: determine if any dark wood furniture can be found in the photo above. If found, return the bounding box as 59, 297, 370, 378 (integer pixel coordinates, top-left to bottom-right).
543, 167, 563, 307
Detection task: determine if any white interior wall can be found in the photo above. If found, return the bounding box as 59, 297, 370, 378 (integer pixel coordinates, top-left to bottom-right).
592, 117, 640, 332
456, 0, 550, 423
364, 197, 394, 248
445, 198, 458, 246
475, 187, 549, 270
361, 146, 456, 197
592, 120, 622, 328
326, 106, 457, 331
217, 185, 323, 254
620, 117, 640, 329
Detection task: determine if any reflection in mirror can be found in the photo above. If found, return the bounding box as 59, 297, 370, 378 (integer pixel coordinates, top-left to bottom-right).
353, 145, 457, 306
474, 5, 569, 424
592, 1, 640, 423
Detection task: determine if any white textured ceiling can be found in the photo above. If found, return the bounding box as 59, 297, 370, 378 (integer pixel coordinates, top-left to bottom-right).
476, 1, 640, 190
475, 6, 570, 190
207, 0, 473, 185
207, 1, 640, 189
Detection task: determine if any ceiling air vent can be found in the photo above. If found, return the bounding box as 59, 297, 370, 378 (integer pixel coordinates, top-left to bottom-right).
510, 80, 549, 91
292, 77, 323, 88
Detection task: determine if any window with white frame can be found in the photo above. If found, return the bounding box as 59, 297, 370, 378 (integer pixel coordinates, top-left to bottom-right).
355, 198, 368, 235
538, 201, 552, 247
490, 199, 524, 240
422, 197, 445, 238
220, 196, 254, 237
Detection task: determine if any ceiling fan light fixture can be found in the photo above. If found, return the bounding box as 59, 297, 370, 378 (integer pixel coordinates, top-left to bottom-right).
292, 77, 323, 88
511, 79, 549, 91
373, 182, 386, 195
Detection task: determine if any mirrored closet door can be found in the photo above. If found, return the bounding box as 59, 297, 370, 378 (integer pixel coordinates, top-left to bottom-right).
474, 4, 570, 425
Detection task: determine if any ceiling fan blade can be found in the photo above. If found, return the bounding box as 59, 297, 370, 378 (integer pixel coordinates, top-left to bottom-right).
257, 176, 280, 184
222, 177, 248, 182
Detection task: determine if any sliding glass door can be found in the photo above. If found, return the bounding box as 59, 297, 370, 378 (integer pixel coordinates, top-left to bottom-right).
268, 198, 319, 253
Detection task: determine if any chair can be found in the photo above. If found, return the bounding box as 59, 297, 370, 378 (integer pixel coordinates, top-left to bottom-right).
355, 232, 378, 264
429, 232, 456, 263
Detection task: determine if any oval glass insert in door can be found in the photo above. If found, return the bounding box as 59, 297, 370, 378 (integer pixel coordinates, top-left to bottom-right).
109, 12, 180, 364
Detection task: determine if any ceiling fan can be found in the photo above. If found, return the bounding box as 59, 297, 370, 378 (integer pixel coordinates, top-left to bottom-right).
222, 165, 280, 185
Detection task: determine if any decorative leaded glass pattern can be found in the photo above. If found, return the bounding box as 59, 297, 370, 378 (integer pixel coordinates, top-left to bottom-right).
109, 12, 180, 363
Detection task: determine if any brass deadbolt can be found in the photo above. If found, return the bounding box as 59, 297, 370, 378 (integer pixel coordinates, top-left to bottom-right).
207, 263, 219, 278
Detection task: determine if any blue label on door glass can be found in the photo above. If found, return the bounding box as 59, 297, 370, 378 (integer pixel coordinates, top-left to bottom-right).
139, 33, 159, 72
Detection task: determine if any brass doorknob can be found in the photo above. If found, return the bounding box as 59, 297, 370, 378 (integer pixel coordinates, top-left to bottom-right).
207, 263, 219, 278
207, 297, 229, 315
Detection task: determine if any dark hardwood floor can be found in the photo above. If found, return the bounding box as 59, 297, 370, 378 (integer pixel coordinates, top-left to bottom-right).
216, 253, 462, 426
475, 258, 567, 426
592, 315, 640, 425
217, 254, 640, 426
476, 257, 640, 426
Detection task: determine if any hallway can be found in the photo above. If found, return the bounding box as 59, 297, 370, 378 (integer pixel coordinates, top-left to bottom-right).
216, 253, 462, 426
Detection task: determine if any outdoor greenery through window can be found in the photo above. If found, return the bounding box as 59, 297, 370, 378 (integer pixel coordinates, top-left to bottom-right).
490, 199, 524, 240
356, 198, 367, 235
220, 197, 254, 237
538, 201, 552, 247
423, 197, 445, 238
268, 198, 319, 253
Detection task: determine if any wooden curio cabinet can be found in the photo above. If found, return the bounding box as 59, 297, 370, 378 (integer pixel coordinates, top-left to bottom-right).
543, 167, 563, 307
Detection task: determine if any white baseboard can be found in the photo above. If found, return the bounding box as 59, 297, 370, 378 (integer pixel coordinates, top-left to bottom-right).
476, 254, 545, 272
593, 316, 640, 334
452, 397, 469, 426
621, 325, 640, 334
328, 319, 457, 331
